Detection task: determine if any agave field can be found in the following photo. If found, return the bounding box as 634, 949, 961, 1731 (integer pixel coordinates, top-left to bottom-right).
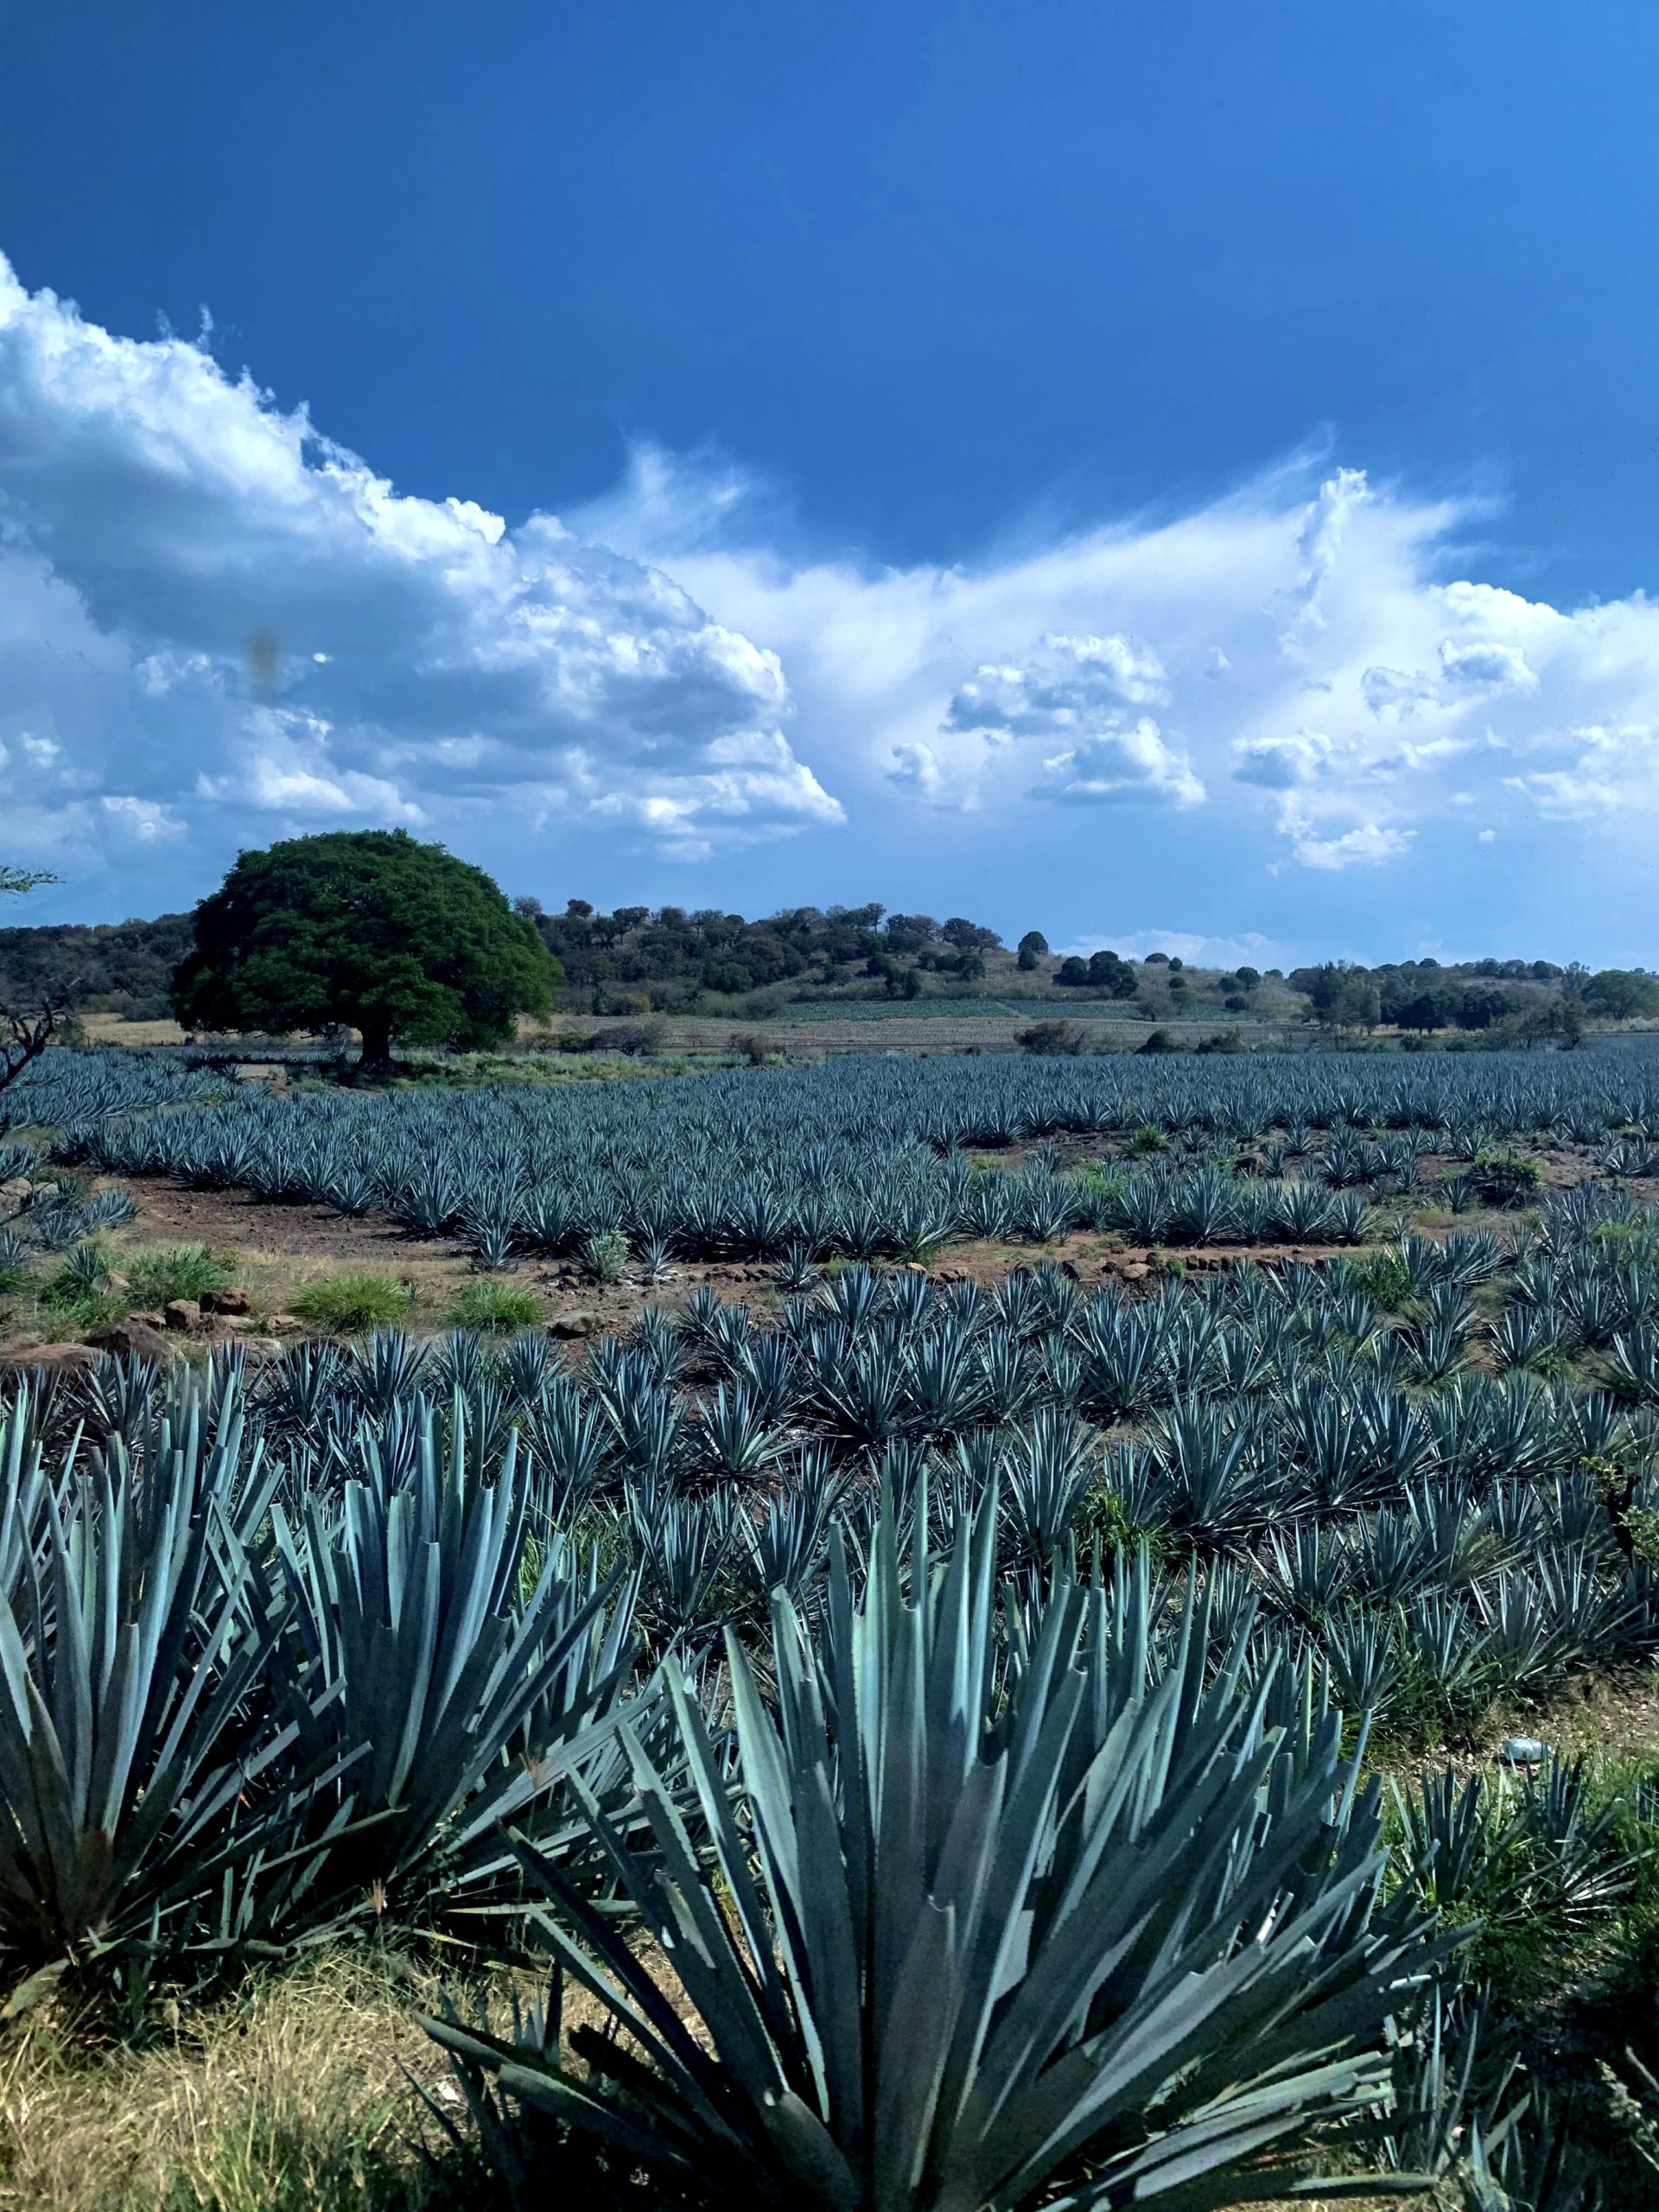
7, 1045, 1659, 2205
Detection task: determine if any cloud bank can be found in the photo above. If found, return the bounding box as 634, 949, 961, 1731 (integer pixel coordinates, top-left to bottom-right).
0, 253, 840, 877
586, 449, 1659, 880
6, 248, 1659, 931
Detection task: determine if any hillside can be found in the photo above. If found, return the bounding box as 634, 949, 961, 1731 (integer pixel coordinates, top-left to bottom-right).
3, 897, 1656, 1041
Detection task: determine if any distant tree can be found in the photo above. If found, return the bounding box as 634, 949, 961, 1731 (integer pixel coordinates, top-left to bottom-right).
1086, 950, 1137, 998
1, 863, 67, 1090
1582, 969, 1659, 1020
1503, 999, 1585, 1049
1232, 965, 1261, 989
941, 916, 1002, 951
1056, 957, 1090, 988
1298, 963, 1380, 1032
171, 830, 562, 1071
1016, 930, 1049, 972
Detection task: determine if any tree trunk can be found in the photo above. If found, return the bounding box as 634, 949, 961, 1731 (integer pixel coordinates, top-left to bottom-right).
357, 1008, 394, 1073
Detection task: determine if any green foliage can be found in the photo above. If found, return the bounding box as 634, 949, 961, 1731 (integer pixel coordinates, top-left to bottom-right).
1582, 968, 1659, 1020
123, 1243, 234, 1306
291, 1273, 416, 1333
446, 1279, 545, 1333
171, 830, 562, 1069
37, 1243, 127, 1327
1470, 1152, 1542, 1205
582, 1230, 630, 1284
1345, 1247, 1416, 1312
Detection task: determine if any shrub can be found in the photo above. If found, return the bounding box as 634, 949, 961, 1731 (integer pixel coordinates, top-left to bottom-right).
1014, 1020, 1084, 1056
1470, 1153, 1543, 1205
446, 1279, 545, 1334
291, 1273, 416, 1333
123, 1243, 234, 1306
728, 1031, 772, 1065
1138, 1027, 1177, 1054
582, 1230, 630, 1284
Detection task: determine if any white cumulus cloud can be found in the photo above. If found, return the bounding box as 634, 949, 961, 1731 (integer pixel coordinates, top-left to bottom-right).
0, 253, 841, 886
585, 442, 1659, 883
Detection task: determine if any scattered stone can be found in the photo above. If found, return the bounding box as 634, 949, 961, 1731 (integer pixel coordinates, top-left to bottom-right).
86, 1317, 176, 1363
903, 1262, 930, 1275
1499, 1736, 1549, 1768
0, 1342, 101, 1377
200, 1287, 251, 1316
241, 1337, 283, 1359
549, 1311, 601, 1340
163, 1298, 199, 1332
265, 1313, 304, 1336
0, 1177, 31, 1203
127, 1310, 167, 1331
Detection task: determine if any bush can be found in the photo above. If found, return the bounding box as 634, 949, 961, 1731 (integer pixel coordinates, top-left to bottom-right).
728, 1031, 772, 1065
291, 1273, 416, 1333
1471, 1153, 1543, 1205
445, 1279, 545, 1334
123, 1243, 234, 1306
1138, 1027, 1177, 1055
1014, 1020, 1084, 1057
582, 1230, 630, 1284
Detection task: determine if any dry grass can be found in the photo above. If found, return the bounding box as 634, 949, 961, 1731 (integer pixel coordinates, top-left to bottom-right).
0, 1950, 475, 2212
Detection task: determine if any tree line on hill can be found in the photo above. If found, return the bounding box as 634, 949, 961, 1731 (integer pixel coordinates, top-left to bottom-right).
1, 832, 1655, 1057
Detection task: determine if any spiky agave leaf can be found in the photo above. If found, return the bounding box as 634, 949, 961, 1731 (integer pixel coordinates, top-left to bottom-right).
269, 1414, 634, 1926
0, 1429, 294, 1980
425, 1515, 1447, 2212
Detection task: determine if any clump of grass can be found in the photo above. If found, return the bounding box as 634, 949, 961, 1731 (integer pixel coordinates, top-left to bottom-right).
35, 1244, 127, 1332
291, 1274, 415, 1334
446, 1280, 545, 1334
122, 1244, 234, 1307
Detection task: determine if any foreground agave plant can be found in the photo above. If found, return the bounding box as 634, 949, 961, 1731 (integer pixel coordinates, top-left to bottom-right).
427, 1514, 1446, 2211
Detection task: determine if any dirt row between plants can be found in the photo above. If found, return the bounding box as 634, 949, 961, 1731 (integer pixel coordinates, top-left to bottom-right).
0, 1168, 1410, 1363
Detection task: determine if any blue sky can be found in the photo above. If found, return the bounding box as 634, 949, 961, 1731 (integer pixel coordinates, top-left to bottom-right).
3, 0, 1658, 963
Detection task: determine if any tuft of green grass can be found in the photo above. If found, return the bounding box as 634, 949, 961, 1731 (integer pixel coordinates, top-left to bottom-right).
121, 1244, 234, 1308
36, 1245, 127, 1332
445, 1280, 545, 1334
291, 1274, 415, 1335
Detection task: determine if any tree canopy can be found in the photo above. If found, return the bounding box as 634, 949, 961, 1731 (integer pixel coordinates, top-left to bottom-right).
171, 831, 562, 1068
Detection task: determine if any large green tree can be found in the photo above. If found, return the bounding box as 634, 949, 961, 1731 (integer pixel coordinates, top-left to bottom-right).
171, 830, 562, 1070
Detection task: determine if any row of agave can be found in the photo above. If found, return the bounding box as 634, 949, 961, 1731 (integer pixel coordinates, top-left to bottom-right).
7, 1039, 1659, 1274
3, 1338, 1628, 2209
